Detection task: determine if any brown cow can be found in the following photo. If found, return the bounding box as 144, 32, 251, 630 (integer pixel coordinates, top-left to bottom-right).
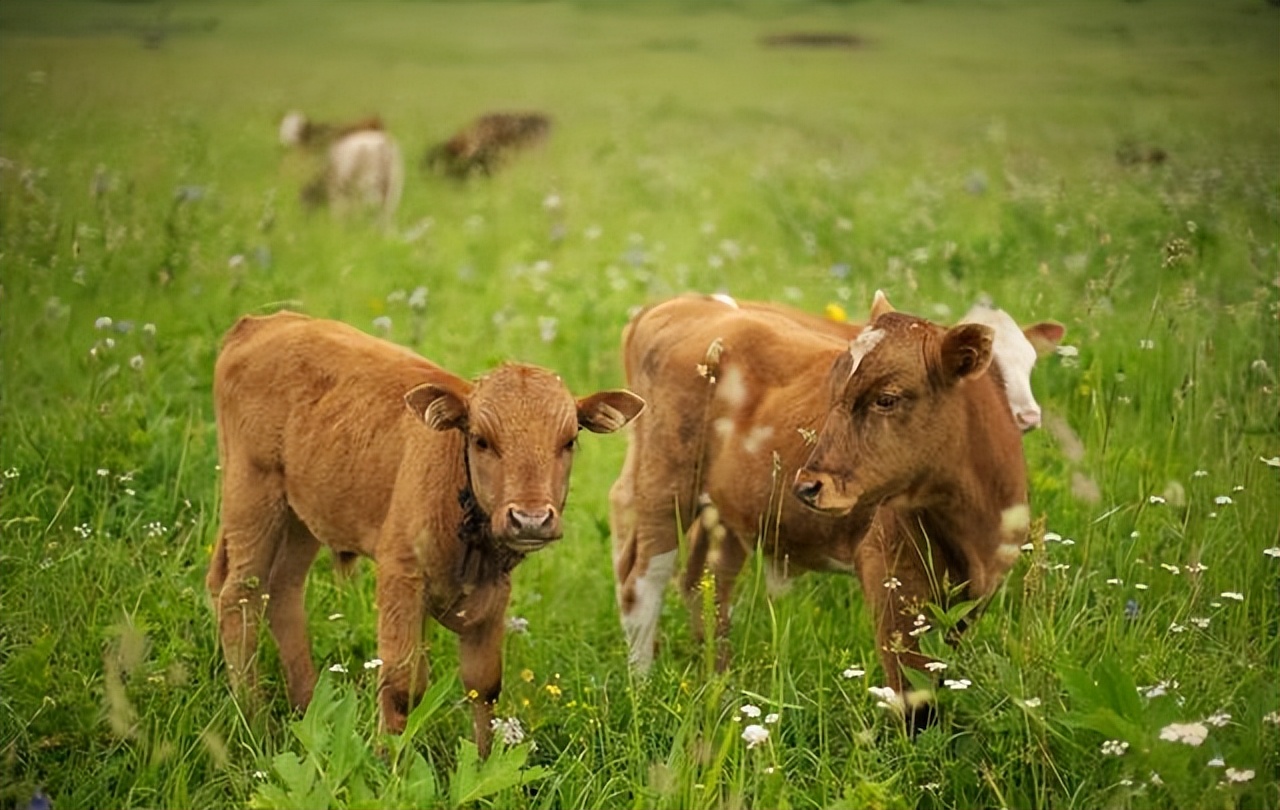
422, 112, 552, 179
611, 292, 1037, 722
208, 311, 644, 753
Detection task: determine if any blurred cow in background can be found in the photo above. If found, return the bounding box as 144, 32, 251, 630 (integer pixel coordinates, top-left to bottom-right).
423, 111, 552, 179
280, 111, 403, 223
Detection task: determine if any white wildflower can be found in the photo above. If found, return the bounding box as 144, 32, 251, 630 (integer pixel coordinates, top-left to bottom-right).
868, 685, 902, 711
1185, 562, 1207, 574
1220, 592, 1243, 602
883, 577, 901, 590
764, 713, 779, 725
943, 678, 972, 691
740, 704, 762, 719
1204, 712, 1231, 727
1261, 456, 1280, 468
1106, 578, 1124, 586
1264, 547, 1280, 559
1135, 583, 1149, 590
1214, 495, 1233, 505
1044, 531, 1062, 542
328, 663, 348, 674
1159, 721, 1208, 746
363, 658, 383, 670
1023, 697, 1042, 708
1169, 622, 1187, 634
129, 354, 144, 371
253, 770, 268, 780
372, 316, 392, 333
506, 616, 530, 634
741, 724, 769, 749
490, 716, 526, 746
1148, 495, 1166, 505
95, 316, 113, 330
1192, 469, 1208, 478
1189, 617, 1210, 629
1101, 739, 1129, 756
924, 661, 948, 672
841, 667, 865, 679
1224, 768, 1255, 783
1263, 711, 1280, 725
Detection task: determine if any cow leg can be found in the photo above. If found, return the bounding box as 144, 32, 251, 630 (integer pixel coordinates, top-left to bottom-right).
680, 517, 711, 643
265, 512, 321, 712
208, 461, 288, 699
459, 615, 504, 758
706, 527, 748, 671
856, 512, 945, 733
374, 562, 428, 734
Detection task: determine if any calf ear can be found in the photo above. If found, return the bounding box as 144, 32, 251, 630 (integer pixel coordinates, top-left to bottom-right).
1024, 321, 1066, 357
405, 382, 470, 432
870, 289, 895, 321
577, 390, 646, 434
940, 323, 994, 383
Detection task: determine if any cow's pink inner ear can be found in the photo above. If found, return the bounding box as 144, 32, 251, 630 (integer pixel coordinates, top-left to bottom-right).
404, 383, 469, 432
577, 389, 646, 434
940, 323, 995, 383
1025, 321, 1066, 357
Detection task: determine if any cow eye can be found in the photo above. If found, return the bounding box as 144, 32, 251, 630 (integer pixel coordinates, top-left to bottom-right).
562, 436, 577, 453
873, 392, 900, 411
473, 435, 491, 451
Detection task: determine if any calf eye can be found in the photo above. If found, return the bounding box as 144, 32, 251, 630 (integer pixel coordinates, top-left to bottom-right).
874, 393, 900, 411
473, 435, 491, 451
563, 437, 577, 453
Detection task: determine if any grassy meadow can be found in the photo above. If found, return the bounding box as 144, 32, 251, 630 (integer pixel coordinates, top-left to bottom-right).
2, 0, 1278, 807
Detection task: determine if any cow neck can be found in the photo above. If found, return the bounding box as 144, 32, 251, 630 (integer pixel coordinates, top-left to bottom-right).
456, 450, 525, 588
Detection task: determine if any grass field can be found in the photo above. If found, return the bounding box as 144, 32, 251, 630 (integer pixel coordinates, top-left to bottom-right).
2, 1, 1278, 807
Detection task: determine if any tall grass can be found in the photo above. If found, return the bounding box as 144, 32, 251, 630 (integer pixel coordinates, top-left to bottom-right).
1, 1, 1277, 807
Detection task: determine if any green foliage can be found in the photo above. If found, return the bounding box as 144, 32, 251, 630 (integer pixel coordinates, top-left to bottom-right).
1, 0, 1278, 808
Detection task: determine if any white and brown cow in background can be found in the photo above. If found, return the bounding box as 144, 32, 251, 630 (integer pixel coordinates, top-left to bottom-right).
208, 311, 643, 753
279, 111, 403, 222
610, 292, 1054, 724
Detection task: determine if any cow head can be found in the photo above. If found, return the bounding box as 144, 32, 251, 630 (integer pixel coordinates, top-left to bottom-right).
405, 365, 644, 551
959, 302, 1065, 431
793, 292, 995, 516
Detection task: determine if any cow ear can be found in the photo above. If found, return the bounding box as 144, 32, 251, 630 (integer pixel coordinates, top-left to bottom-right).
870, 289, 895, 321
940, 323, 994, 383
577, 390, 646, 434
1024, 321, 1066, 357
405, 382, 470, 432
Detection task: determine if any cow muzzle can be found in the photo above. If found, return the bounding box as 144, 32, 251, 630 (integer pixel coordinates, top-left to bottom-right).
500, 504, 562, 549
792, 469, 858, 516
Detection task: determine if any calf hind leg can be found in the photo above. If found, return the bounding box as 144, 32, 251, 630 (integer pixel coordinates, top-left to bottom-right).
266, 513, 322, 711
209, 464, 289, 699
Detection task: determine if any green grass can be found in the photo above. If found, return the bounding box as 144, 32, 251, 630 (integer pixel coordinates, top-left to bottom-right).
1, 0, 1278, 807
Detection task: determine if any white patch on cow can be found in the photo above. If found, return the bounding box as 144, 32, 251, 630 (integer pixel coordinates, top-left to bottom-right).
715, 364, 748, 409
713, 417, 735, 440
622, 549, 677, 672
765, 558, 793, 597
742, 425, 774, 455
279, 111, 307, 146
710, 293, 739, 309
960, 304, 1041, 430
995, 543, 1023, 565
999, 503, 1030, 539
847, 328, 885, 377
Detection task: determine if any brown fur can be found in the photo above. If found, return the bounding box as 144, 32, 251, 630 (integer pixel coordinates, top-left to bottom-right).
611, 294, 1029, 726
208, 311, 643, 753
423, 112, 552, 179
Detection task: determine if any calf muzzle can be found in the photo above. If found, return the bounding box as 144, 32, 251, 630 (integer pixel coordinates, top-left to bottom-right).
502, 504, 561, 548
792, 468, 858, 515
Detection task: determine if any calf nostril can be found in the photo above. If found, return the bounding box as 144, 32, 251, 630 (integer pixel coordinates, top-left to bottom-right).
508, 506, 555, 531
1018, 409, 1042, 431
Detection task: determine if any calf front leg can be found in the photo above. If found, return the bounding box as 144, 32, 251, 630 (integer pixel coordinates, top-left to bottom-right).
460, 615, 505, 757
374, 565, 428, 734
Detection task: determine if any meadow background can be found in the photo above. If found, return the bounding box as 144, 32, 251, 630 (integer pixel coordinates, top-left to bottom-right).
1, 0, 1278, 807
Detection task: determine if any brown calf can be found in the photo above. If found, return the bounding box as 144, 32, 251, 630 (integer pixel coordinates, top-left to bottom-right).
208, 311, 643, 753
611, 292, 1036, 717
422, 112, 552, 179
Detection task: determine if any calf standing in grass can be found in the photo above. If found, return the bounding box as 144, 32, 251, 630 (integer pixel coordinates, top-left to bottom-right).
208, 311, 643, 752
423, 112, 552, 179
611, 292, 1050, 724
